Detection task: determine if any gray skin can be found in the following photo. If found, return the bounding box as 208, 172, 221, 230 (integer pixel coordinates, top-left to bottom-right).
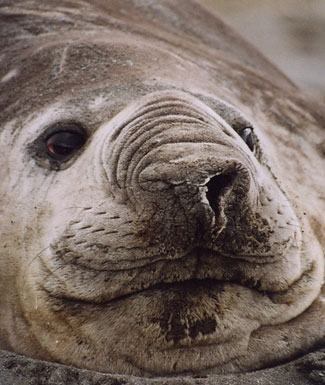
0, 0, 324, 379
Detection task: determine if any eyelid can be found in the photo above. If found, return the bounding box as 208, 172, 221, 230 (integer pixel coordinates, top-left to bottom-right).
43, 122, 87, 139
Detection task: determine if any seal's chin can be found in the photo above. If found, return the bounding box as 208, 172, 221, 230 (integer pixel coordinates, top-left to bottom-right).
124, 278, 233, 349
91, 275, 286, 374
114, 276, 261, 354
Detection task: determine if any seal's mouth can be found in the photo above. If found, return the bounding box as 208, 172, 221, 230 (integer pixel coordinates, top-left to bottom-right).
113, 275, 228, 306
44, 245, 295, 306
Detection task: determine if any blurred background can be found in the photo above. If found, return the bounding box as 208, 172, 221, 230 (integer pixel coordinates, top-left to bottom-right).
201, 0, 325, 100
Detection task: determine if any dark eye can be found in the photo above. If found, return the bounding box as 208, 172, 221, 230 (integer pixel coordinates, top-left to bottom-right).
239, 127, 255, 152
45, 131, 86, 160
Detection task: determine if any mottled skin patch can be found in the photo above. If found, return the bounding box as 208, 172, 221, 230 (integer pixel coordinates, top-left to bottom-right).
0, 0, 324, 379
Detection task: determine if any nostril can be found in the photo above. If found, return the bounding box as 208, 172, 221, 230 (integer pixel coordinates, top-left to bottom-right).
206, 174, 235, 216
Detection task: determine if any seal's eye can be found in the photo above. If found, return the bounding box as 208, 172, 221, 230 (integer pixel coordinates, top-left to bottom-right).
45, 131, 86, 160
239, 127, 255, 152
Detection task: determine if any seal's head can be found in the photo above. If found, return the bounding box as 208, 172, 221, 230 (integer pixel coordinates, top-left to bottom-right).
0, 0, 324, 377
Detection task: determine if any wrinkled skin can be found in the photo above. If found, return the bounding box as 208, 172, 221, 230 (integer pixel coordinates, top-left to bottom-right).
0, 0, 324, 378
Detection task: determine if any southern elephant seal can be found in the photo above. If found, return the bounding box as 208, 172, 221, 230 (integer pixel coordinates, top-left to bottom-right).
0, 0, 324, 379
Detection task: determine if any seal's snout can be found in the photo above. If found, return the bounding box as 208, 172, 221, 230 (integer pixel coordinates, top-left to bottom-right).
138, 149, 248, 220
105, 91, 299, 261
105, 91, 260, 253
135, 142, 256, 254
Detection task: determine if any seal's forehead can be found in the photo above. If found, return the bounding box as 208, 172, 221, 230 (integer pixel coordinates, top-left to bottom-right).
0, 0, 293, 81
0, 31, 213, 128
